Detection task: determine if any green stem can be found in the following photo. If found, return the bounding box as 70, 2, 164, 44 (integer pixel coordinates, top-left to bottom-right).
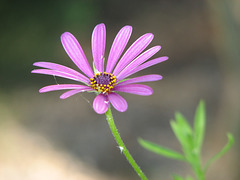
105, 106, 148, 180
190, 155, 205, 180
192, 163, 205, 180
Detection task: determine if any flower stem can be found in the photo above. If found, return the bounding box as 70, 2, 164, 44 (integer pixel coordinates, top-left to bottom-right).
105, 106, 148, 180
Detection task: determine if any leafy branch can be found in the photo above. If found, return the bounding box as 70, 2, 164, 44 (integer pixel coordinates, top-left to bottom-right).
138, 100, 234, 180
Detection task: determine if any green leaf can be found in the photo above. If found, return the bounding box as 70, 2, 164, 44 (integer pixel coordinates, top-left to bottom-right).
172, 174, 194, 180
117, 78, 130, 83
204, 133, 234, 172
170, 120, 185, 148
171, 113, 194, 158
175, 112, 193, 136
138, 138, 186, 161
172, 174, 184, 180
92, 61, 99, 74
193, 100, 206, 153
170, 120, 189, 154
186, 176, 194, 180
176, 113, 194, 148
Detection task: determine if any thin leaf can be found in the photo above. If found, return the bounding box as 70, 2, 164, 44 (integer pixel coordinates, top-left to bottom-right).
204, 133, 234, 172
138, 138, 186, 161
170, 120, 189, 154
171, 114, 194, 158
186, 176, 194, 180
172, 174, 184, 180
170, 120, 185, 147
92, 61, 99, 74
194, 100, 206, 153
175, 112, 193, 137
175, 113, 194, 149
172, 174, 194, 180
117, 78, 130, 83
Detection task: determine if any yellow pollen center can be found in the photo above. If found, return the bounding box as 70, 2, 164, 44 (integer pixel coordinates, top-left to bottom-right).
90, 72, 117, 94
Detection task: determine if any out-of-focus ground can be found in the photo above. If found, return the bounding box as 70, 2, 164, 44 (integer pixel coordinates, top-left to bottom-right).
0, 0, 240, 180
0, 119, 120, 180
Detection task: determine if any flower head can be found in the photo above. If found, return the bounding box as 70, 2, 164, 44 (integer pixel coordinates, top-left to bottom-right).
32, 23, 168, 114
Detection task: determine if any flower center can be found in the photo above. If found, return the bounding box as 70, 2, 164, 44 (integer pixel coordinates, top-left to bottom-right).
90, 72, 117, 94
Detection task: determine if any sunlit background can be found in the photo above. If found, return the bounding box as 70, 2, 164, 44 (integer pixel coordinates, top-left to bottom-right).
0, 0, 239, 179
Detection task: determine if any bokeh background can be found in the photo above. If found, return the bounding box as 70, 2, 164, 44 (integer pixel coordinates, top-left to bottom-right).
0, 0, 239, 179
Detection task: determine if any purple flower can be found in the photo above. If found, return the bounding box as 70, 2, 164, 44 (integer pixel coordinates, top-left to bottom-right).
32, 23, 168, 114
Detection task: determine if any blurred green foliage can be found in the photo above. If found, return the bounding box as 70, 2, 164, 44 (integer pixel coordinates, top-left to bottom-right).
139, 101, 234, 180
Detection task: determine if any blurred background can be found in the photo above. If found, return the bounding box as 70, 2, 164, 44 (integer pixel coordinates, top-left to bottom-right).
0, 0, 239, 179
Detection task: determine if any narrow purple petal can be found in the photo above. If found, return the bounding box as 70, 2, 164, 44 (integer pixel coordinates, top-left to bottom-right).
117, 74, 162, 86
108, 93, 128, 112
33, 62, 89, 82
92, 23, 106, 72
122, 56, 169, 78
113, 33, 154, 76
93, 94, 109, 114
106, 25, 132, 73
61, 32, 94, 78
39, 84, 91, 93
117, 46, 161, 80
60, 89, 92, 99
32, 69, 89, 84
114, 84, 153, 96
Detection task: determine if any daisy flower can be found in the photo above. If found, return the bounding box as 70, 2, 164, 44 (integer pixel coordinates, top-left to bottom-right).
32, 23, 168, 114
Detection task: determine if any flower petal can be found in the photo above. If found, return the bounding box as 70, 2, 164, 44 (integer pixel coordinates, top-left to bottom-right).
117, 74, 162, 86
123, 56, 169, 78
33, 62, 89, 82
60, 89, 92, 99
117, 46, 161, 80
39, 84, 92, 93
93, 94, 109, 114
113, 33, 154, 75
61, 32, 94, 77
114, 84, 153, 96
32, 69, 89, 84
92, 23, 106, 72
108, 93, 128, 112
106, 25, 132, 73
